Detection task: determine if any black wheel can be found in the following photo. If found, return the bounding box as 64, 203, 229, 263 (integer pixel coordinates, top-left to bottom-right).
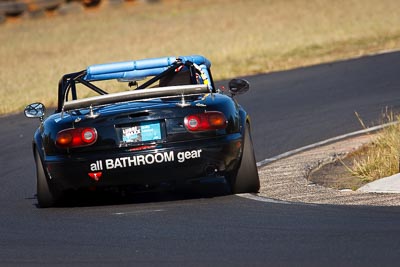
35, 150, 60, 208
45, 0, 62, 12
230, 123, 260, 193
3, 1, 27, 17
82, 0, 101, 8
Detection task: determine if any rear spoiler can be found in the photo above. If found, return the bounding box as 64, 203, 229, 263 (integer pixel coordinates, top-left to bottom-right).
63, 84, 209, 112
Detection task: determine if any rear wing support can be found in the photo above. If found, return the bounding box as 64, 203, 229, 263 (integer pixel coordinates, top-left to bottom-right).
62, 84, 209, 112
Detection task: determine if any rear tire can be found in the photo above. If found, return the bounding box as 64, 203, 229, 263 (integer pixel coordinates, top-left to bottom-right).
35, 150, 60, 208
230, 123, 260, 193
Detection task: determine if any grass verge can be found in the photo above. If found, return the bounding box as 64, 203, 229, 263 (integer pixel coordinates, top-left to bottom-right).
1, 0, 400, 115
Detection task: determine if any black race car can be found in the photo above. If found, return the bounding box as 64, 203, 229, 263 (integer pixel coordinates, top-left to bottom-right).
24, 55, 259, 207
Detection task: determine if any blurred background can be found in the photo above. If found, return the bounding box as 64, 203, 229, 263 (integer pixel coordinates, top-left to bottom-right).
1, 0, 400, 115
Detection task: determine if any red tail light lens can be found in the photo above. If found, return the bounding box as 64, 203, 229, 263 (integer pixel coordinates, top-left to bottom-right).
184, 111, 227, 132
56, 128, 97, 148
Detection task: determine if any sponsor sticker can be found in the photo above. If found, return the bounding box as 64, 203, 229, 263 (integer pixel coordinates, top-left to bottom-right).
121, 121, 162, 144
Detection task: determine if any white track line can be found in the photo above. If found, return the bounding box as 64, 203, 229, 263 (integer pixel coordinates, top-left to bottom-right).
236, 193, 293, 204
112, 209, 165, 216
256, 122, 398, 167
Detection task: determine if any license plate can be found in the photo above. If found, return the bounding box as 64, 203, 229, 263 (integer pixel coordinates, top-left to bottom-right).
121, 121, 162, 143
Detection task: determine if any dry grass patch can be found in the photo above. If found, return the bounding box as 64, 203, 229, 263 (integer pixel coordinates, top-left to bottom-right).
1, 0, 400, 114
345, 121, 400, 183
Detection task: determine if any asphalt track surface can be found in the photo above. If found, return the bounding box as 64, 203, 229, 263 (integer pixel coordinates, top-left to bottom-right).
1, 51, 400, 266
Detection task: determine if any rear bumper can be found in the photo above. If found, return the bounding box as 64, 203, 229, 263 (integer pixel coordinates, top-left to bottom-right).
43, 134, 242, 192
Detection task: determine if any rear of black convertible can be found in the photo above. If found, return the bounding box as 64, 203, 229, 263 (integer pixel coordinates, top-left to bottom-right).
25, 55, 259, 207
41, 93, 244, 193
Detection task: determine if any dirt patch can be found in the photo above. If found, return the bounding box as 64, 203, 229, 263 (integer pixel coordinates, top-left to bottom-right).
308, 156, 367, 191
307, 142, 387, 191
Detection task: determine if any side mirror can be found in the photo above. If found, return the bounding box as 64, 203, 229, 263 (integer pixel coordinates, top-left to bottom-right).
24, 102, 46, 120
228, 79, 250, 96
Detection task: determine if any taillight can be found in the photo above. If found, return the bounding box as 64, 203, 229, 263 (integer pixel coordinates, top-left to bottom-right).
56, 127, 97, 148
184, 111, 227, 132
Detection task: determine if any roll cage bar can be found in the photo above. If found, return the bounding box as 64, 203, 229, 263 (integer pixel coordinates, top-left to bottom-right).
56, 59, 215, 113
